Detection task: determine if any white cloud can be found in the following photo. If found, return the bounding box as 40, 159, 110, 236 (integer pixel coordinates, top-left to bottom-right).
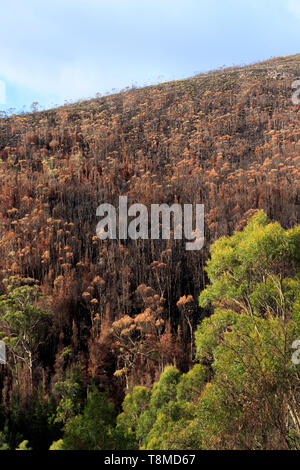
287, 0, 300, 20
0, 0, 299, 107
0, 0, 175, 102
0, 81, 6, 104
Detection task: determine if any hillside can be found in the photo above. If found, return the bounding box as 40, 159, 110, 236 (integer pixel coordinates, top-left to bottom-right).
0, 54, 300, 449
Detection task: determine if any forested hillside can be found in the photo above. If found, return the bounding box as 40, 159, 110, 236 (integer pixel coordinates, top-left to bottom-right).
0, 54, 299, 450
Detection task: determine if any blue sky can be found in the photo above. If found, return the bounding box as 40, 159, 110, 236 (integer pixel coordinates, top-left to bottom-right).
0, 0, 299, 113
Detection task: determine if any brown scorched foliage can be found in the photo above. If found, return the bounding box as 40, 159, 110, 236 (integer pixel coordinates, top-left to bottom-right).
0, 54, 299, 406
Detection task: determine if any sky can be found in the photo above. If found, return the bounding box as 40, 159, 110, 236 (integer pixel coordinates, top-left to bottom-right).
0, 0, 299, 113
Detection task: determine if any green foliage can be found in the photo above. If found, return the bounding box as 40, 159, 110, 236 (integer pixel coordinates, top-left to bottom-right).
54, 364, 85, 425
4, 389, 60, 450
49, 439, 64, 450
194, 213, 300, 448
116, 386, 151, 449
62, 386, 118, 450
195, 309, 239, 362
133, 292, 300, 449
144, 400, 197, 450
116, 213, 300, 450
0, 432, 9, 450
176, 364, 209, 401
16, 440, 32, 450
199, 211, 300, 315
195, 310, 300, 449
116, 367, 182, 450
116, 365, 207, 450
149, 366, 181, 415
0, 276, 50, 381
